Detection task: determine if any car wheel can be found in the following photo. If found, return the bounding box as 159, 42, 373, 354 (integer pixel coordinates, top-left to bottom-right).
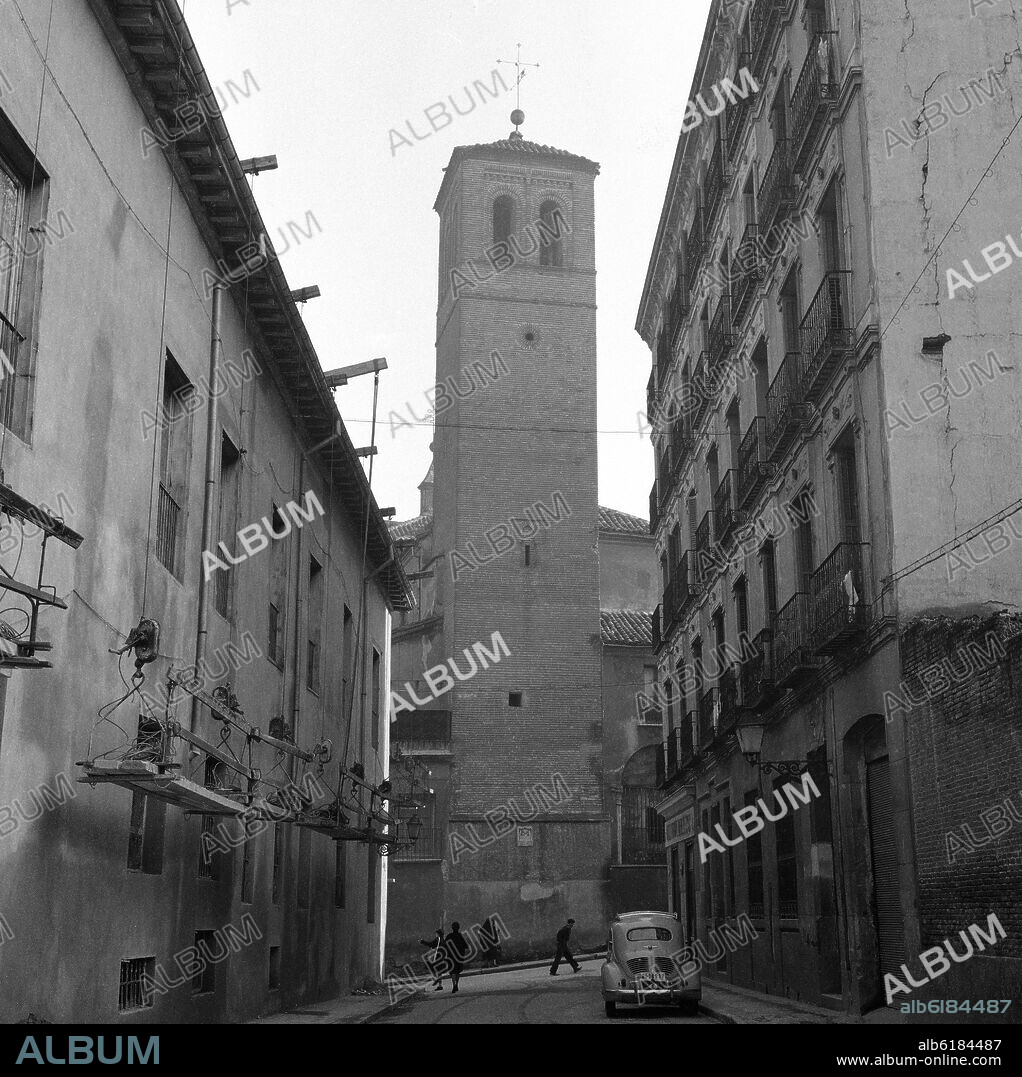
604, 1001, 617, 1018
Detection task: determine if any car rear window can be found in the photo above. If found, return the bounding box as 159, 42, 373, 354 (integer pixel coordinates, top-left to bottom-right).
625, 927, 672, 941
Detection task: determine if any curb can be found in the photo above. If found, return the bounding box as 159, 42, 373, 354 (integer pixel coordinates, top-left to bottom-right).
697, 1001, 735, 1025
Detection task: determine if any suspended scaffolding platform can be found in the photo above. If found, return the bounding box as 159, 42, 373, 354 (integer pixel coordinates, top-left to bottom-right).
77, 758, 247, 815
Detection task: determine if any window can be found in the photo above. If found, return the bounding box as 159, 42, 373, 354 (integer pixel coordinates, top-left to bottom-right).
0, 130, 48, 440
524, 542, 532, 566
240, 835, 255, 904
745, 790, 764, 917
493, 195, 513, 244
626, 926, 673, 942
297, 827, 311, 910
734, 577, 749, 643
793, 488, 816, 589
640, 666, 660, 725
538, 200, 565, 267
818, 179, 842, 272
367, 845, 377, 924
761, 538, 778, 622
192, 932, 216, 995
833, 429, 861, 544
215, 434, 241, 619
371, 647, 381, 751
271, 824, 283, 905
127, 790, 166, 875
118, 957, 156, 1012
198, 814, 218, 881
156, 353, 193, 578
307, 556, 323, 692
334, 844, 346, 908
774, 775, 798, 917
780, 269, 800, 353
509, 692, 523, 708
268, 946, 281, 990
342, 605, 354, 725
268, 503, 289, 666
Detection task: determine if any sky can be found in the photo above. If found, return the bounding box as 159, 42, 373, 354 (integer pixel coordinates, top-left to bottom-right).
182, 0, 714, 522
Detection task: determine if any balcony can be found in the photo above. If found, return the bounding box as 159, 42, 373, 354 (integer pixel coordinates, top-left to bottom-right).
766, 351, 806, 460
791, 33, 838, 169
772, 592, 823, 688
663, 577, 677, 632
698, 687, 719, 747
708, 293, 733, 372
713, 470, 741, 547
652, 605, 663, 653
810, 542, 870, 654
799, 271, 853, 402
686, 209, 706, 293
673, 551, 694, 616
694, 512, 712, 588
657, 449, 672, 510
731, 223, 764, 326
738, 417, 774, 509
758, 139, 795, 235
656, 328, 672, 388
718, 666, 739, 737
703, 141, 728, 232
393, 826, 446, 861
739, 629, 775, 711
393, 710, 452, 755
750, 0, 786, 84
662, 721, 694, 785
649, 482, 659, 535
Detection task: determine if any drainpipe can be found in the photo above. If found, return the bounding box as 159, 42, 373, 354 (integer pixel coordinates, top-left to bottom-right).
291, 456, 305, 745
191, 285, 223, 732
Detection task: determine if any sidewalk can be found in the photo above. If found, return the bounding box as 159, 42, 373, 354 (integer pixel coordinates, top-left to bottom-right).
248, 953, 606, 1025
699, 979, 854, 1025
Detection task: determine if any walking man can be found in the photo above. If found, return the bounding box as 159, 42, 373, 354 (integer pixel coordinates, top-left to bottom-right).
549, 917, 581, 975
445, 921, 470, 994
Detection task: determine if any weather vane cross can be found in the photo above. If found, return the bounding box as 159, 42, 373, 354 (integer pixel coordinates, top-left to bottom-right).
498, 43, 539, 121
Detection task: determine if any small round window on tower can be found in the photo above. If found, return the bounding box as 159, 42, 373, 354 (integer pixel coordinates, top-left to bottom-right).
522, 326, 540, 349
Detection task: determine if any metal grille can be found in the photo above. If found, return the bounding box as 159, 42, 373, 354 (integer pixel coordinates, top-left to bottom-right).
118, 957, 155, 1012
214, 561, 230, 618
626, 957, 651, 978
156, 483, 181, 575
392, 826, 446, 861
198, 815, 216, 880
867, 758, 905, 980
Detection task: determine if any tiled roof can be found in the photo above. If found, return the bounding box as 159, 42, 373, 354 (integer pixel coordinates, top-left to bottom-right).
601, 609, 653, 647
461, 137, 593, 160
389, 513, 433, 542
599, 506, 650, 536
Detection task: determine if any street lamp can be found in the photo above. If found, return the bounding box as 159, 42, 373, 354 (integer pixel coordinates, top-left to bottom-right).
406, 814, 423, 844
735, 717, 807, 777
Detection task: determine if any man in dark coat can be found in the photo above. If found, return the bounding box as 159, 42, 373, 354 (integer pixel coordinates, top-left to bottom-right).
419, 928, 446, 990
549, 917, 581, 975
444, 922, 470, 993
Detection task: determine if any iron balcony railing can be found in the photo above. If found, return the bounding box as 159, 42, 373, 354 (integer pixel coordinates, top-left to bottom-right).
738, 416, 774, 509
664, 720, 695, 785
718, 665, 739, 736
799, 271, 853, 401
649, 482, 659, 535
686, 208, 707, 293
758, 138, 795, 235
392, 826, 446, 861
739, 628, 774, 710
713, 470, 740, 547
156, 483, 181, 575
652, 605, 663, 653
810, 542, 870, 654
673, 550, 693, 615
731, 223, 764, 326
772, 592, 822, 688
394, 710, 452, 754
766, 351, 806, 460
791, 32, 839, 167
703, 141, 728, 231
708, 293, 734, 371
750, 0, 786, 84
698, 687, 719, 747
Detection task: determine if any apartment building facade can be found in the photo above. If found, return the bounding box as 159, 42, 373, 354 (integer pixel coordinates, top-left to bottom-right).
0, 0, 410, 1022
639, 0, 1022, 1015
